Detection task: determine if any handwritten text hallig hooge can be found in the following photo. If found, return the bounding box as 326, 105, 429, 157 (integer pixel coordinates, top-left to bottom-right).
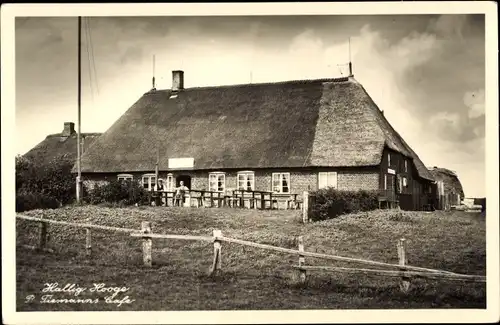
26, 282, 135, 307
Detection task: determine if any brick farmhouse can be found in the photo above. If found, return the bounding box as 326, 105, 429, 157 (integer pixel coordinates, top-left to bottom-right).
75, 71, 436, 210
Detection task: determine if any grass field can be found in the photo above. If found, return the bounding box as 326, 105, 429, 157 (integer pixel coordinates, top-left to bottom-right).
16, 205, 486, 311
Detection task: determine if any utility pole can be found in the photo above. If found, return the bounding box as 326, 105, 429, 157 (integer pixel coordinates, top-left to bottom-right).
155, 145, 159, 189
76, 16, 83, 203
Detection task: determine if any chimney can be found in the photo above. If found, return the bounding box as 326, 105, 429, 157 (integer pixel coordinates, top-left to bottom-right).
172, 70, 184, 91
62, 122, 75, 136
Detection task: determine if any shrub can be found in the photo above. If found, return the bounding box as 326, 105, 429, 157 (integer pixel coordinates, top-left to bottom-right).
86, 179, 149, 206
15, 154, 77, 211
16, 191, 60, 212
309, 188, 378, 221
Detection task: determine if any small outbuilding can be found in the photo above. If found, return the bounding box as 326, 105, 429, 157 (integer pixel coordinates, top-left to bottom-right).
428, 167, 465, 210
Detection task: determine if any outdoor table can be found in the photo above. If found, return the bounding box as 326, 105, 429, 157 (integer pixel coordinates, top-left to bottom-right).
230, 190, 275, 209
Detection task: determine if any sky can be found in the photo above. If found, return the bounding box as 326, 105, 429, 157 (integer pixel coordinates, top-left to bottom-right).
15, 14, 486, 197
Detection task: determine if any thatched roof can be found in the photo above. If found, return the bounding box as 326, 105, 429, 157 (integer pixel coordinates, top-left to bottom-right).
23, 123, 101, 165
77, 76, 433, 181
429, 167, 465, 197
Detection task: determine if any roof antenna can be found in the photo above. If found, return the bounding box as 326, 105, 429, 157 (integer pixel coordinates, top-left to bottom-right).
348, 37, 353, 77
152, 54, 156, 91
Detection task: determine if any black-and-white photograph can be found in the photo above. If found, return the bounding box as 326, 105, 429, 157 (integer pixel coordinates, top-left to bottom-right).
2, 2, 498, 324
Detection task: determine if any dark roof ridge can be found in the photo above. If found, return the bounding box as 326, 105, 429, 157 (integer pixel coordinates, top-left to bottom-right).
45, 132, 102, 139
145, 76, 352, 95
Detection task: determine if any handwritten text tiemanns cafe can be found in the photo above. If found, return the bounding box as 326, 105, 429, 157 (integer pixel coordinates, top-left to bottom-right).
29, 283, 135, 307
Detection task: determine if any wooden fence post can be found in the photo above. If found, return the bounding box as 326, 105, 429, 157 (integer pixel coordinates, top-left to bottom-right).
37, 221, 47, 250
142, 221, 152, 267
298, 236, 306, 284
85, 228, 92, 256
210, 229, 222, 276
302, 191, 309, 224
397, 238, 411, 293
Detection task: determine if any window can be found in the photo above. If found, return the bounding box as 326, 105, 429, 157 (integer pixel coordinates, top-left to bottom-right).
388, 153, 391, 166
237, 171, 255, 191
141, 174, 156, 191
117, 174, 133, 182
402, 176, 408, 187
384, 174, 387, 190
209, 172, 225, 192
404, 160, 408, 172
166, 174, 174, 191
272, 173, 290, 194
318, 172, 338, 189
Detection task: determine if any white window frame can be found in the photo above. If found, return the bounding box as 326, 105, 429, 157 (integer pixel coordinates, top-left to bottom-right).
237, 171, 255, 191
388, 153, 391, 167
404, 159, 408, 172
318, 172, 338, 189
402, 176, 408, 187
141, 173, 157, 191
384, 174, 387, 190
272, 172, 291, 194
117, 174, 133, 182
209, 172, 226, 192
166, 173, 174, 191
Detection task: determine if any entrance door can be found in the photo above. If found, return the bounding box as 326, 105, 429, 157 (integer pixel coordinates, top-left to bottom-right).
387, 174, 396, 206
176, 175, 192, 207
176, 175, 192, 189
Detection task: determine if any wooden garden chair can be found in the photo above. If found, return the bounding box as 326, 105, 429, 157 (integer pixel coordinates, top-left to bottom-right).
225, 189, 239, 208
247, 196, 258, 209
286, 195, 300, 209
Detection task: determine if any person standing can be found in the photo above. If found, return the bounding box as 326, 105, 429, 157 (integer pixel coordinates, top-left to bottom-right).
156, 179, 165, 206
175, 181, 189, 207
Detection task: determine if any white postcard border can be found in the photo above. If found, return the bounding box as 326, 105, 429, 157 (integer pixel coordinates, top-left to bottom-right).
2, 2, 498, 324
